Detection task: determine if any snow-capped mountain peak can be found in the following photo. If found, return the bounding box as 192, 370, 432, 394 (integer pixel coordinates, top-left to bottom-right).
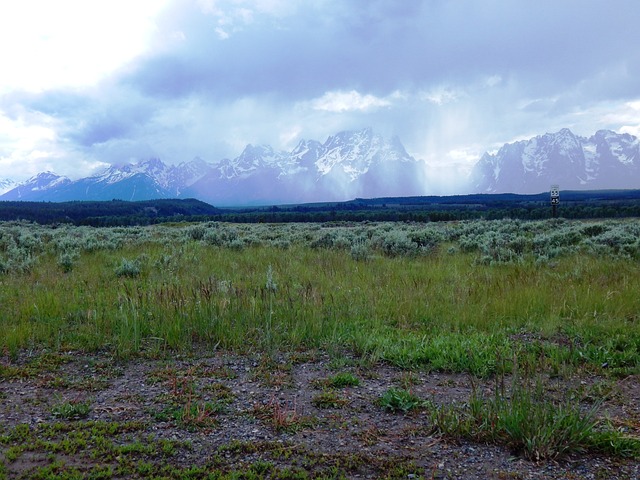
2, 127, 638, 204
0, 172, 71, 200
315, 128, 415, 179
472, 128, 640, 193
27, 172, 71, 191
0, 177, 17, 195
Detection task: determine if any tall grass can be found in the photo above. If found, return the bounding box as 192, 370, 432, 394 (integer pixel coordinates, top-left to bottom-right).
431, 369, 640, 460
0, 219, 638, 375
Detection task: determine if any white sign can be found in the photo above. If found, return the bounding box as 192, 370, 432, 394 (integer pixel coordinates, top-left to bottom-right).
550, 185, 560, 198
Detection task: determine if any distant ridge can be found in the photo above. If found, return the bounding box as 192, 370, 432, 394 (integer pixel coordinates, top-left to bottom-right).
471, 129, 640, 193
3, 190, 640, 226
2, 128, 639, 204
0, 198, 220, 225
1, 129, 426, 205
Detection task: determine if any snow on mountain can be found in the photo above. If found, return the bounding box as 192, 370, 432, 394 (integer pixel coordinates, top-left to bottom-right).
3, 128, 638, 204
216, 144, 294, 180
85, 158, 214, 193
0, 178, 17, 195
471, 129, 640, 193
1, 172, 72, 200
315, 128, 412, 180
165, 157, 214, 195
184, 128, 426, 204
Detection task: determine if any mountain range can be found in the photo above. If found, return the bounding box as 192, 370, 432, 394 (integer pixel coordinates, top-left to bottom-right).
1, 128, 639, 204
471, 128, 640, 193
0, 128, 426, 205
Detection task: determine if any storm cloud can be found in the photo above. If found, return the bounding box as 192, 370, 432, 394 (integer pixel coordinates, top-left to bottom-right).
1, 0, 639, 190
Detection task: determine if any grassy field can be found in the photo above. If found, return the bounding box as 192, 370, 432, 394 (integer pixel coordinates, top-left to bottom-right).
1, 218, 640, 477
1, 218, 639, 370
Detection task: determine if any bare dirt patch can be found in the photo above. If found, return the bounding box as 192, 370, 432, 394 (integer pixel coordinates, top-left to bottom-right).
1, 350, 639, 479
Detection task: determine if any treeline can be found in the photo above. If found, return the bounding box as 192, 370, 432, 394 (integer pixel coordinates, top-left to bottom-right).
1, 190, 640, 226
0, 199, 221, 225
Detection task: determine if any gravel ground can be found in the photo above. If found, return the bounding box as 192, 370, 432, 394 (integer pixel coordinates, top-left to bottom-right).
1, 350, 638, 479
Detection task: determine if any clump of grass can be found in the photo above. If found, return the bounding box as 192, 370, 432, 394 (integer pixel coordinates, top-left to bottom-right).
397, 371, 420, 389
176, 400, 221, 429
251, 397, 315, 432
311, 390, 348, 409
378, 388, 424, 413
430, 374, 640, 461
51, 399, 91, 420
204, 382, 235, 404
328, 372, 360, 388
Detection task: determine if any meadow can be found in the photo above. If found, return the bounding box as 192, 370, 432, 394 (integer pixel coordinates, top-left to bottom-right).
1, 218, 639, 478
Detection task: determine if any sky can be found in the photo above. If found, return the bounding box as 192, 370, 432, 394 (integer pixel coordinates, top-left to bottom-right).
1, 0, 640, 190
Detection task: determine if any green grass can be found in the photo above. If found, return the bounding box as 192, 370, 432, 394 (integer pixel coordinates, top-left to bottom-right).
0, 219, 639, 378
430, 372, 640, 460
311, 390, 349, 409
51, 399, 91, 420
313, 372, 360, 389
378, 388, 424, 413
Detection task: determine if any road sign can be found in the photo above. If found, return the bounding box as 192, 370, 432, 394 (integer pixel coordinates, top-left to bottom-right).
550, 185, 560, 217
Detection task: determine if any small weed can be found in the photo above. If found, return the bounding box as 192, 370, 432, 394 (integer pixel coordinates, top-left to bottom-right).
204, 382, 235, 404
0, 364, 26, 380
313, 372, 360, 389
327, 356, 356, 371
326, 372, 360, 388
198, 363, 238, 379
250, 460, 274, 475
217, 439, 259, 455
252, 397, 315, 432
311, 390, 348, 409
355, 424, 384, 446
177, 400, 221, 429
378, 388, 424, 413
253, 356, 293, 388
397, 371, 420, 389
51, 399, 91, 420
4, 446, 23, 462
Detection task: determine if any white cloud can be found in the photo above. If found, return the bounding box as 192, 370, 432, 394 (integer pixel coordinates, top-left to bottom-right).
197, 0, 298, 39
620, 125, 640, 137
279, 125, 303, 149
419, 86, 463, 106
215, 27, 231, 39
484, 75, 502, 87
308, 90, 393, 113
0, 0, 169, 93
601, 100, 640, 137
0, 108, 111, 180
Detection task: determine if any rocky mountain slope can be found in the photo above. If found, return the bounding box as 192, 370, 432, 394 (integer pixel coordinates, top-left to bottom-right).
471, 129, 640, 193
2, 128, 639, 204
1, 129, 426, 204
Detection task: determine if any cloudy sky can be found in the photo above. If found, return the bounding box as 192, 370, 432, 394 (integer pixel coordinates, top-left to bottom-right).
1, 0, 639, 189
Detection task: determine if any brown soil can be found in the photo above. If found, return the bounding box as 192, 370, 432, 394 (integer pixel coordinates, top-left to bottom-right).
1, 350, 639, 479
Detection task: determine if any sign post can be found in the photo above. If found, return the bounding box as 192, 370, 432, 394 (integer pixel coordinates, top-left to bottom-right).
550, 185, 560, 218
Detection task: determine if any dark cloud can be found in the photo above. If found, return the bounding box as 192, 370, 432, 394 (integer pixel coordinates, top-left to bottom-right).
3, 0, 640, 183
71, 111, 142, 147
115, 0, 640, 115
